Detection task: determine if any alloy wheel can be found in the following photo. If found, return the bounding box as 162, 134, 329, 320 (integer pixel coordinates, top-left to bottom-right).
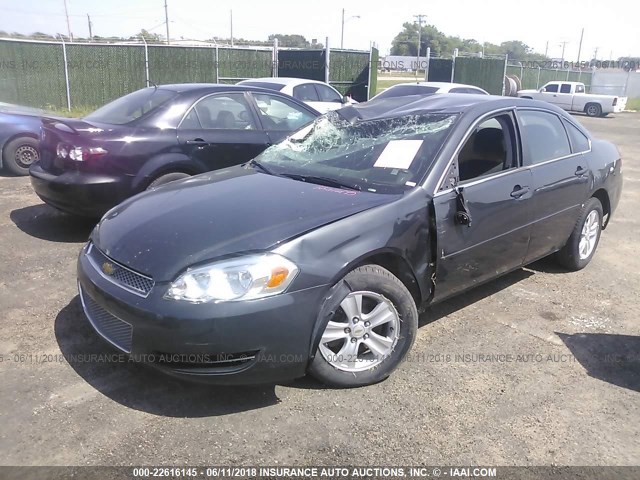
318, 290, 400, 372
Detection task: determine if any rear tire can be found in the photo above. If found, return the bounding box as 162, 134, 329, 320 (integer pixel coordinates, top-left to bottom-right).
146, 172, 191, 190
585, 103, 602, 117
308, 265, 418, 388
2, 136, 39, 176
556, 197, 603, 271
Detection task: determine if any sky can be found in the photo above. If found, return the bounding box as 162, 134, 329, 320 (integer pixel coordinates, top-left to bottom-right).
0, 0, 638, 59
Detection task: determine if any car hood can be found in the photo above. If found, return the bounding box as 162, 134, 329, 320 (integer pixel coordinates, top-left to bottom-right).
517, 89, 538, 94
92, 167, 397, 281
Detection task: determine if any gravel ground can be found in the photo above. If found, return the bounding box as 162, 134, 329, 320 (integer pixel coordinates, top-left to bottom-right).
0, 113, 638, 467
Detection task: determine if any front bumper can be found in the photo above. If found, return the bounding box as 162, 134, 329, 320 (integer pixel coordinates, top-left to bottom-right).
30, 163, 133, 217
77, 245, 329, 385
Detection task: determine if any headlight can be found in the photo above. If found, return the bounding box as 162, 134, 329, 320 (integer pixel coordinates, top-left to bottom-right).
164, 253, 299, 303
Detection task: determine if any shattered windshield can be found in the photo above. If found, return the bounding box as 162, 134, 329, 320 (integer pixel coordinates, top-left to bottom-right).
254, 111, 458, 194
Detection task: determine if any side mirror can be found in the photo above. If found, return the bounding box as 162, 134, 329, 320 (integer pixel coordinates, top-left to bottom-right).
342, 95, 350, 104
540, 87, 547, 92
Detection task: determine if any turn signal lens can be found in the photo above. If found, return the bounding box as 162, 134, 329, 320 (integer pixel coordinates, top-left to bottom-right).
267, 267, 290, 288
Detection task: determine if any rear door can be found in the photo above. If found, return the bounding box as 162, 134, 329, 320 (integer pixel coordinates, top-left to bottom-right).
517, 109, 592, 263
177, 92, 270, 170
249, 92, 318, 144
432, 111, 533, 301
555, 83, 574, 110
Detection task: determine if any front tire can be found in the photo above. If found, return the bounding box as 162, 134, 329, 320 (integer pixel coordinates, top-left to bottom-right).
2, 136, 39, 176
308, 265, 418, 387
556, 197, 603, 271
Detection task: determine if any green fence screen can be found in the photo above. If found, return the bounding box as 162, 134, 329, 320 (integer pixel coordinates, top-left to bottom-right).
454, 57, 505, 95
0, 40, 67, 108
1, 39, 374, 109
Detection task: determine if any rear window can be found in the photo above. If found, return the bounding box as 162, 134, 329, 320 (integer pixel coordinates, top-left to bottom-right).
85, 88, 177, 125
374, 84, 439, 99
238, 81, 286, 92
563, 119, 590, 153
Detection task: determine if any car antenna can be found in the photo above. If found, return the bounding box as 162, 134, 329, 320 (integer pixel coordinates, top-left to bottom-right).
148, 80, 158, 89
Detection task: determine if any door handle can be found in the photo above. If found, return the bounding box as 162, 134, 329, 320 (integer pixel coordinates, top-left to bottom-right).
186, 138, 208, 145
510, 185, 529, 199
575, 166, 587, 176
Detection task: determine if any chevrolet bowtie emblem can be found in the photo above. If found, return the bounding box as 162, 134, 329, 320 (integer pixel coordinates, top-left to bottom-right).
102, 262, 115, 276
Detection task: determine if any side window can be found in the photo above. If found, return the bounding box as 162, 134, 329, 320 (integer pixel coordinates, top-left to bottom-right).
186, 93, 256, 130
252, 93, 316, 131
518, 110, 571, 164
560, 84, 572, 93
292, 84, 320, 102
575, 84, 585, 94
563, 119, 590, 153
544, 84, 559, 93
457, 114, 517, 183
315, 84, 343, 102
449, 87, 467, 94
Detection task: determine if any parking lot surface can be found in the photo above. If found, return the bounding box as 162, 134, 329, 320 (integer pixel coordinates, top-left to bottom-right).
0, 113, 639, 466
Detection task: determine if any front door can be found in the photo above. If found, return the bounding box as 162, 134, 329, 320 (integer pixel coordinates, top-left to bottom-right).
432, 112, 533, 302
178, 92, 270, 171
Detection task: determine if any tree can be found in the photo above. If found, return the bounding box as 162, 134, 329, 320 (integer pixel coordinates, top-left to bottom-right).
390, 23, 547, 60
268, 34, 312, 48
130, 29, 162, 44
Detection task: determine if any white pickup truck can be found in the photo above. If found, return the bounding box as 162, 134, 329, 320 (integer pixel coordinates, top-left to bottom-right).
517, 81, 627, 117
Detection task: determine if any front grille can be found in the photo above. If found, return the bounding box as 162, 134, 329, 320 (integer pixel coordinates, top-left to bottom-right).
87, 243, 154, 297
79, 286, 133, 353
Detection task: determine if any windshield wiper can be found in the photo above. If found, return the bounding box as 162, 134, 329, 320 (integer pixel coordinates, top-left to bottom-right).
280, 173, 361, 191
247, 159, 275, 175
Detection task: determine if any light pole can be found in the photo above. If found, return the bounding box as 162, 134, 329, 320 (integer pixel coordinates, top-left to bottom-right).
340, 9, 360, 49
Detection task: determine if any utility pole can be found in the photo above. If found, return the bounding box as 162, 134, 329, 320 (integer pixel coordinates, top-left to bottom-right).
559, 40, 568, 64
414, 14, 427, 73
341, 8, 345, 49
87, 14, 93, 42
544, 40, 549, 57
576, 28, 584, 64
340, 9, 360, 49
593, 46, 599, 61
63, 0, 72, 41
164, 0, 170, 45
230, 10, 234, 47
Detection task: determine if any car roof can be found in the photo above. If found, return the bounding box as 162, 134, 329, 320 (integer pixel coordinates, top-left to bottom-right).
156, 83, 281, 93
343, 94, 568, 121
239, 77, 327, 87
386, 82, 488, 92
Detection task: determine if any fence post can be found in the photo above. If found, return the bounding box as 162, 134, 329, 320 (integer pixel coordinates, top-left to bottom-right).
424, 47, 430, 81
450, 48, 458, 83
215, 45, 219, 82
60, 37, 71, 110
142, 39, 150, 87
502, 54, 508, 96
536, 67, 541, 89
367, 45, 372, 100
272, 37, 279, 77
566, 68, 570, 81
325, 36, 330, 84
